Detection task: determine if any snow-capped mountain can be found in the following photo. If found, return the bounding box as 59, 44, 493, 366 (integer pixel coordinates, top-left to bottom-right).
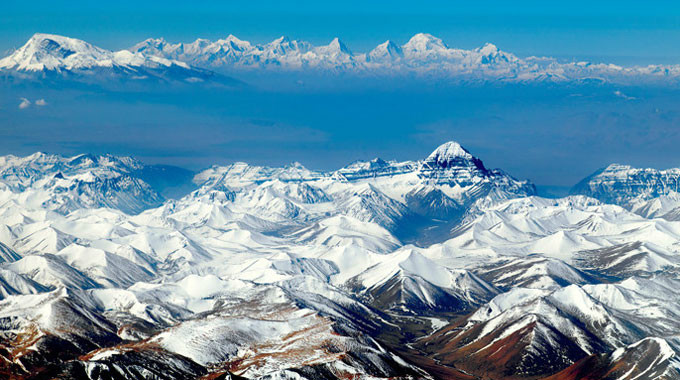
0, 33, 235, 85
422, 280, 680, 379
189, 141, 535, 238
4, 32, 680, 85
572, 163, 680, 220
128, 32, 680, 84
130, 34, 357, 71
0, 142, 678, 379
0, 152, 193, 214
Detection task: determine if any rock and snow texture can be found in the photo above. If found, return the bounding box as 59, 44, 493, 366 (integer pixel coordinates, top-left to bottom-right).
0, 152, 194, 214
571, 163, 680, 223
3, 33, 680, 84
0, 142, 679, 379
544, 337, 680, 380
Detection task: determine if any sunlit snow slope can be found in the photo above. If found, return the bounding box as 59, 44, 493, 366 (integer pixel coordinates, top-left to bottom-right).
0, 142, 678, 380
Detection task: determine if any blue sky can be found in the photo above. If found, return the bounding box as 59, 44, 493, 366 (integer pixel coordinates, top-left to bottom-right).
3, 1, 680, 64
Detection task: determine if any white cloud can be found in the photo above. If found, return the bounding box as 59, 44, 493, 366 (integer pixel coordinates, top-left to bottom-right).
614, 90, 636, 101
18, 98, 31, 109
35, 98, 47, 106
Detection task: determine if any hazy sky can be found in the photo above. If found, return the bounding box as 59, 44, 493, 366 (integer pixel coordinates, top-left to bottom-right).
3, 81, 680, 189
3, 1, 680, 64
2, 2, 680, 189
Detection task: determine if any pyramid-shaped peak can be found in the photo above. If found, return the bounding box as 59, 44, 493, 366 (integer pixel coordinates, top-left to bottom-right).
327, 37, 352, 54
224, 34, 243, 41
421, 141, 488, 172
427, 141, 474, 161
379, 40, 398, 48
377, 40, 402, 53
367, 40, 403, 61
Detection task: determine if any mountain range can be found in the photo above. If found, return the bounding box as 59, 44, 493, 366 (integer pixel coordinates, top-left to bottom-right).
0, 141, 679, 379
0, 33, 237, 86
3, 33, 680, 85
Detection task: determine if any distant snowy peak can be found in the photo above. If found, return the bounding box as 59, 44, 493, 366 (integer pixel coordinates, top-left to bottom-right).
366, 40, 403, 62
0, 33, 187, 72
0, 33, 110, 71
0, 152, 143, 187
4, 33, 680, 83
475, 42, 518, 64
0, 33, 230, 84
402, 33, 448, 55
129, 35, 355, 70
266, 36, 312, 56
0, 152, 193, 214
128, 32, 523, 74
320, 37, 352, 55
335, 158, 416, 181
123, 32, 680, 83
571, 163, 680, 213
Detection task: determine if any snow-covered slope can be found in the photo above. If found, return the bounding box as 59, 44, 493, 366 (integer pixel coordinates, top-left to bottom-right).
544, 337, 680, 380
436, 195, 680, 278
423, 279, 680, 379
0, 143, 678, 379
347, 249, 499, 313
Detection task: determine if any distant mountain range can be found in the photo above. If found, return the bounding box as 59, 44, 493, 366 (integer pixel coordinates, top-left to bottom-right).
124, 33, 680, 84
0, 142, 679, 379
3, 33, 680, 85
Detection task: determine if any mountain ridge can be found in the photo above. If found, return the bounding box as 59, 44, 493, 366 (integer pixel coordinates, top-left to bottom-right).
124, 32, 680, 84
3, 33, 680, 84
